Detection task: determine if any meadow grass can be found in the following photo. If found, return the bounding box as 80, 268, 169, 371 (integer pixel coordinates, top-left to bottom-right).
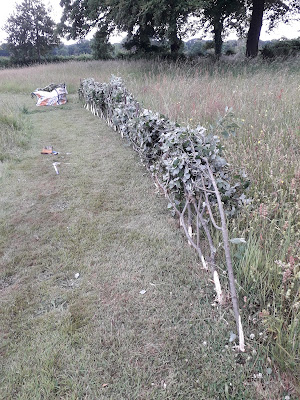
0, 94, 31, 162
0, 59, 299, 398
0, 93, 260, 399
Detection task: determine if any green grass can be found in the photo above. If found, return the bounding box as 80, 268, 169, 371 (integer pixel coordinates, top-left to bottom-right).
0, 96, 32, 162
0, 59, 299, 398
0, 94, 259, 399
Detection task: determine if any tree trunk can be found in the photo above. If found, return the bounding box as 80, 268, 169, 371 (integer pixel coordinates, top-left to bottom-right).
169, 30, 181, 55
139, 13, 154, 52
139, 26, 151, 52
213, 19, 223, 59
36, 28, 41, 63
168, 16, 181, 56
246, 0, 265, 57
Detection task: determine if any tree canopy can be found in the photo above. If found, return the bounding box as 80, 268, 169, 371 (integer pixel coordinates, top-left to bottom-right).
59, 0, 299, 58
5, 0, 298, 62
194, 0, 246, 57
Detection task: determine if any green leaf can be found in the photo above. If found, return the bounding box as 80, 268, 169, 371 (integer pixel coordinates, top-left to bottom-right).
172, 158, 180, 167
230, 238, 246, 244
221, 130, 229, 138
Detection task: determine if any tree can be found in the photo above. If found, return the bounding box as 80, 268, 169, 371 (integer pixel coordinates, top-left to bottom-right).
5, 0, 59, 63
120, 3, 156, 53
118, 0, 188, 56
246, 0, 300, 57
91, 28, 114, 59
194, 0, 245, 58
76, 39, 92, 54
149, 0, 193, 56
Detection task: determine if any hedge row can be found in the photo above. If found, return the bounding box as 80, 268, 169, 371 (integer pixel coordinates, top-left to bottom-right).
79, 76, 250, 351
79, 76, 248, 216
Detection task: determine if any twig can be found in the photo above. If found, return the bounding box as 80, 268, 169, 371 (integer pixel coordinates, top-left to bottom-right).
201, 175, 222, 230
192, 199, 224, 304
154, 176, 206, 266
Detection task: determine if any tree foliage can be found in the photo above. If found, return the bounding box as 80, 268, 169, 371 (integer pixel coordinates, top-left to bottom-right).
0, 43, 10, 57
5, 0, 60, 63
51, 39, 92, 56
59, 0, 196, 55
147, 0, 195, 55
260, 37, 300, 58
91, 28, 114, 59
194, 0, 246, 57
59, 0, 300, 58
58, 0, 103, 40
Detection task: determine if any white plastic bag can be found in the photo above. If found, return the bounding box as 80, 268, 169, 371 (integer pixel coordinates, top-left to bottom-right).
32, 83, 68, 106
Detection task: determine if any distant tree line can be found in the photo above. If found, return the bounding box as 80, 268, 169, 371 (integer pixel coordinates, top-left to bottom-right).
3, 36, 299, 64
2, 0, 300, 65
51, 40, 92, 56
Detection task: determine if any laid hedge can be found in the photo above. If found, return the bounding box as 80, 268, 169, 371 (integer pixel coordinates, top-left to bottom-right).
79, 76, 248, 215
79, 76, 250, 351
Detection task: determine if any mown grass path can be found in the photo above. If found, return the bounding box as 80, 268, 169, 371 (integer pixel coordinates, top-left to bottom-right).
0, 95, 256, 399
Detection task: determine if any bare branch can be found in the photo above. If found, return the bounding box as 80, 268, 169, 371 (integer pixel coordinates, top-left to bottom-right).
205, 159, 245, 352
201, 175, 222, 230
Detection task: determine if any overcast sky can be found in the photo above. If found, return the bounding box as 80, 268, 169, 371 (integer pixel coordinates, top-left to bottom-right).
0, 0, 299, 44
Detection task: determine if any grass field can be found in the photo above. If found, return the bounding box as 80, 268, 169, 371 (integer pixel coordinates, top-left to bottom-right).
0, 59, 299, 399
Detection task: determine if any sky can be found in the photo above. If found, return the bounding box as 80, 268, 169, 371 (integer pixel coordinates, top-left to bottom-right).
0, 0, 299, 45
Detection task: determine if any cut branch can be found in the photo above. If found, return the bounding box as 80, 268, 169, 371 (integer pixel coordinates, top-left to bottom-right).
205, 159, 245, 352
